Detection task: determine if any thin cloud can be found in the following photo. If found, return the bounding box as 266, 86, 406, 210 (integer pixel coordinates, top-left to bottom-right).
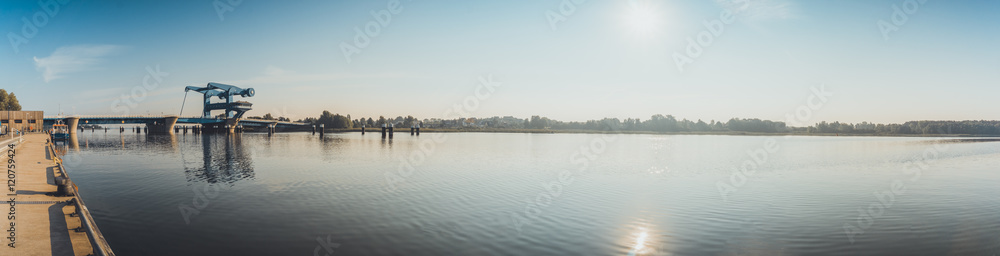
33, 44, 126, 82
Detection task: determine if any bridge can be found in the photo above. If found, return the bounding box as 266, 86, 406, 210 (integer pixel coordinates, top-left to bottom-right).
44, 83, 311, 134
42, 115, 310, 133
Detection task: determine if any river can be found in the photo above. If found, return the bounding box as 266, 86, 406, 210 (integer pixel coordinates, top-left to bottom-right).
58, 131, 1000, 255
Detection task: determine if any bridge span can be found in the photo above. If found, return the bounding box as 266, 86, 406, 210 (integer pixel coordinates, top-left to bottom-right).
43, 82, 315, 134
43, 115, 311, 134
43, 82, 317, 134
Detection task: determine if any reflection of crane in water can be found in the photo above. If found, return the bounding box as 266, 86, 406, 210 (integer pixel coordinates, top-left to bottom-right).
182, 135, 255, 184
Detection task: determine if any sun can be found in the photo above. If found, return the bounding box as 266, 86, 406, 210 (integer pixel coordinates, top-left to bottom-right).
625, 0, 662, 38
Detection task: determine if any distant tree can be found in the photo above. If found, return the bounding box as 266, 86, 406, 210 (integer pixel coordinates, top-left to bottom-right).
834, 122, 853, 133
723, 118, 784, 133
529, 115, 550, 129
695, 119, 709, 131
318, 111, 334, 127
262, 113, 274, 120
0, 90, 21, 111
814, 121, 831, 133
376, 116, 386, 127
366, 118, 374, 127
317, 111, 352, 129
648, 114, 678, 131
403, 115, 416, 127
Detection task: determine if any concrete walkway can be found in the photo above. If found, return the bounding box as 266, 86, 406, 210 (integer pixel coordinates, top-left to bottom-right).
2, 134, 96, 256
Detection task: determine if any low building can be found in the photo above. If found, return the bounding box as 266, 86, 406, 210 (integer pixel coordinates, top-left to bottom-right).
0, 111, 44, 133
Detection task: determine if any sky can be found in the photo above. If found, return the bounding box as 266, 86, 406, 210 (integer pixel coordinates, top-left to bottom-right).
1, 0, 998, 125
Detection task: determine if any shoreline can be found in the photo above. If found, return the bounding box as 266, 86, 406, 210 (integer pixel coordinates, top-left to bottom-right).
316, 128, 1000, 138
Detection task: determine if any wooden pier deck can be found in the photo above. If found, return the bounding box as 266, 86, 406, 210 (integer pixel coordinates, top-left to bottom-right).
2, 134, 113, 256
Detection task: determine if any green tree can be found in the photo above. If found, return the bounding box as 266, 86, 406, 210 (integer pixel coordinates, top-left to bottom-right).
529, 115, 549, 129
694, 119, 709, 131
0, 90, 22, 111
318, 111, 334, 127
317, 111, 352, 129
403, 115, 416, 127
337, 114, 351, 128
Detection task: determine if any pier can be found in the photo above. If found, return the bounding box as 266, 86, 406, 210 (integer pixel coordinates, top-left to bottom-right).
1, 134, 114, 256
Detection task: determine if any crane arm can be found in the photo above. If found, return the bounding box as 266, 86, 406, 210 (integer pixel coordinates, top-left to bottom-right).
182, 82, 256, 119
207, 82, 255, 97
185, 83, 255, 98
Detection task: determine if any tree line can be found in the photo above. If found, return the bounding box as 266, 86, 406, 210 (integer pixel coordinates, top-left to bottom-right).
281, 110, 1000, 135
525, 115, 787, 133
804, 120, 1000, 135
534, 116, 1000, 135
293, 111, 419, 130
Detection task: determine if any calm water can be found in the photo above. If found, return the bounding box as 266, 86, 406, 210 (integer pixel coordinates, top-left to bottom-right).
57, 131, 1000, 255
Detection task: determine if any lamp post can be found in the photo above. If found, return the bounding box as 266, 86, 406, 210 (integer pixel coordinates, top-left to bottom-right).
5, 103, 10, 137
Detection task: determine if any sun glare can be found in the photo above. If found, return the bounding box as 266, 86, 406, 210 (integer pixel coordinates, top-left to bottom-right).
627, 229, 651, 256
626, 1, 661, 38
634, 231, 648, 250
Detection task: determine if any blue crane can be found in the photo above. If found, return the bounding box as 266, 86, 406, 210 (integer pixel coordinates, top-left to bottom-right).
183, 82, 256, 119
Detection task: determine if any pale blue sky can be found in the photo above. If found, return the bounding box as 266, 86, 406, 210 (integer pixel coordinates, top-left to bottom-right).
1, 0, 998, 125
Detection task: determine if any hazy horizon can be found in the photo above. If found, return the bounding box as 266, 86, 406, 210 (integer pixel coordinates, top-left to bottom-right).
2, 0, 998, 125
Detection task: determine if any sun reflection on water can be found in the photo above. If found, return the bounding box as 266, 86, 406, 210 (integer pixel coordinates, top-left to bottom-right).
627, 229, 650, 256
